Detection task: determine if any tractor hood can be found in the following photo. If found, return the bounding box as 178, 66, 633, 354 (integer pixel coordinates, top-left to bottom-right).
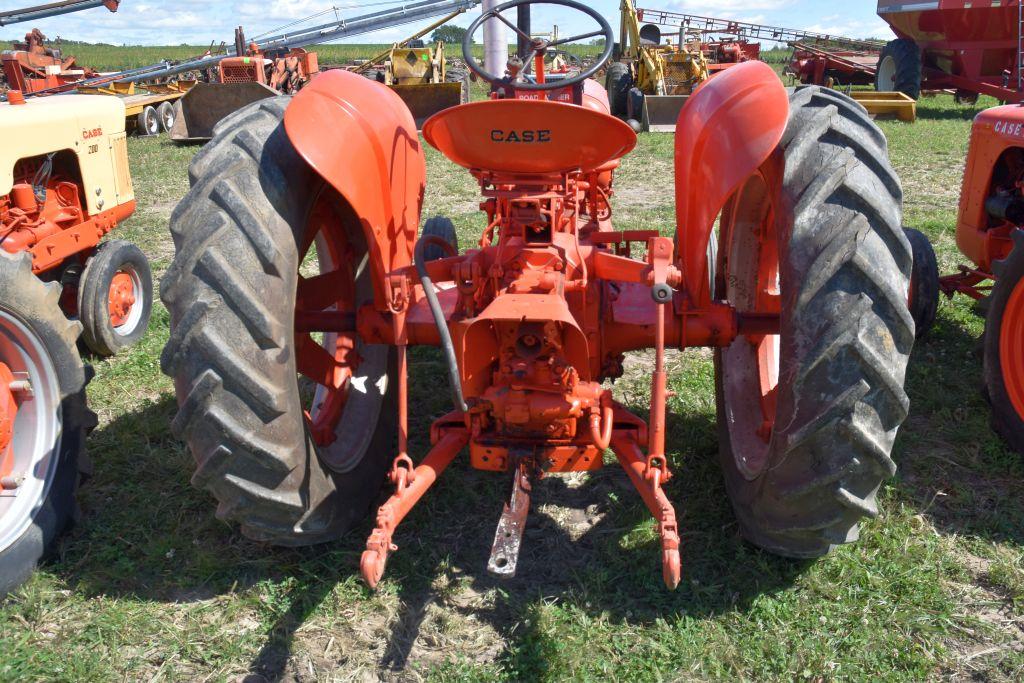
0, 94, 127, 209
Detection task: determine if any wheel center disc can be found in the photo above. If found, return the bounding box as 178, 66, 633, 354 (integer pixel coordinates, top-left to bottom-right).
1001, 276, 1024, 422
0, 363, 16, 477
108, 271, 137, 328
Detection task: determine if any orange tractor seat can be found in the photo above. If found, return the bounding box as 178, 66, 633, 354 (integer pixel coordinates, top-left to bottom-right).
422, 98, 638, 176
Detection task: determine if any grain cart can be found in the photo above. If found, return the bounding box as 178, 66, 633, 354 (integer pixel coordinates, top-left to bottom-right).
162, 0, 914, 588
876, 0, 1024, 104
907, 105, 1024, 455
1, 91, 152, 357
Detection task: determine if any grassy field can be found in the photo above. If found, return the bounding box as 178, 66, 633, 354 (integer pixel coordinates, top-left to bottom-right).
0, 69, 1023, 680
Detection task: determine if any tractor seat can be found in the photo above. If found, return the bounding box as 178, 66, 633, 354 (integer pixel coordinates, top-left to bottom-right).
422, 99, 637, 176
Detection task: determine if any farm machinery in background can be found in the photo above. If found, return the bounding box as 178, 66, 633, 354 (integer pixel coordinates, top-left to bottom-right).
160, 0, 483, 142
0, 90, 152, 595
907, 105, 1024, 456
875, 0, 1024, 105
606, 0, 711, 132
0, 0, 201, 137
162, 0, 914, 589
352, 10, 471, 127
1, 28, 99, 93
634, 6, 917, 123
0, 1, 121, 94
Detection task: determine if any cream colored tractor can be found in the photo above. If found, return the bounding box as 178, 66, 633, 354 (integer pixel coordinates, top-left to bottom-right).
0, 91, 151, 595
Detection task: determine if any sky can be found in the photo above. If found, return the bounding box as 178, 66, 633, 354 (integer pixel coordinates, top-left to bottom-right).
1, 1, 895, 47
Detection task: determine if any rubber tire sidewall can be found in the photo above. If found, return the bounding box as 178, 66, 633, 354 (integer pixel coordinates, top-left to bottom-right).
157, 101, 176, 133
162, 97, 398, 545
78, 240, 153, 358
713, 86, 913, 558
606, 62, 632, 119
905, 227, 940, 339
137, 106, 159, 137
421, 216, 459, 263
876, 39, 922, 100
0, 254, 88, 596
984, 234, 1024, 454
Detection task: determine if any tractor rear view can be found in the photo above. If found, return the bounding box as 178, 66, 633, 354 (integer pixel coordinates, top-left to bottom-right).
0, 90, 152, 594
163, 0, 914, 587
909, 105, 1024, 455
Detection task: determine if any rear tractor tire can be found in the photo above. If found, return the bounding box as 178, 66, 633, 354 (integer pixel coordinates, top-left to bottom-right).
78, 240, 153, 357
0, 252, 92, 596
161, 97, 398, 545
983, 229, 1024, 455
714, 86, 914, 558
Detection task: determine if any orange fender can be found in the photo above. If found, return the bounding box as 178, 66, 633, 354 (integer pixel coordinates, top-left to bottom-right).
284, 69, 426, 308
674, 61, 789, 308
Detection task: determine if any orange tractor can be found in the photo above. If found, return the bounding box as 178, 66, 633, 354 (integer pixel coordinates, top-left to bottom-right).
909, 105, 1024, 455
162, 0, 914, 587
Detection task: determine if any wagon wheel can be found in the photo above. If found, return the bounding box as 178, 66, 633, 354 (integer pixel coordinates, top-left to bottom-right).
136, 105, 160, 136
714, 86, 914, 557
161, 98, 397, 544
157, 101, 176, 133
0, 252, 91, 595
984, 230, 1024, 454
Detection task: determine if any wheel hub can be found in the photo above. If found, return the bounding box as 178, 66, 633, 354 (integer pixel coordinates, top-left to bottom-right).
1001, 276, 1024, 422
0, 363, 17, 478
108, 271, 137, 328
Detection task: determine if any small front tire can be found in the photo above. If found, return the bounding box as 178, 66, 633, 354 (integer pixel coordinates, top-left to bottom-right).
78, 240, 153, 357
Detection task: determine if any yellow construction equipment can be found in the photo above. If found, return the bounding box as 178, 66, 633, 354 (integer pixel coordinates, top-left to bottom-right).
607, 0, 710, 132
355, 12, 470, 127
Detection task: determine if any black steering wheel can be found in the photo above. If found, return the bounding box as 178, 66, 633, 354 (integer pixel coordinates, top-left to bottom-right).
462, 0, 615, 92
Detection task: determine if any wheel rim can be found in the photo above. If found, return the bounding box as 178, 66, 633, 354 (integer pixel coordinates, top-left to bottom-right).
1001, 275, 1024, 423
145, 110, 158, 135
160, 106, 174, 130
108, 267, 144, 336
297, 188, 389, 472
720, 170, 781, 480
878, 55, 896, 91
0, 309, 61, 554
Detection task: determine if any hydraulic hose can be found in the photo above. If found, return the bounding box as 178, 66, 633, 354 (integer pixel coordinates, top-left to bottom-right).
414, 235, 468, 413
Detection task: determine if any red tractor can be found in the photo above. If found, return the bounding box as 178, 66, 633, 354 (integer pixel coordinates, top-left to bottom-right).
162, 0, 914, 588
909, 104, 1024, 455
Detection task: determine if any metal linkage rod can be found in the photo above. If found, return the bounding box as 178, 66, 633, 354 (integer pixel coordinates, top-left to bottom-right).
119, 0, 480, 83
0, 0, 118, 27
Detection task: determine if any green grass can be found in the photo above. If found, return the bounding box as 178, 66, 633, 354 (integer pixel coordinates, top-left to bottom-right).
1, 54, 1023, 680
